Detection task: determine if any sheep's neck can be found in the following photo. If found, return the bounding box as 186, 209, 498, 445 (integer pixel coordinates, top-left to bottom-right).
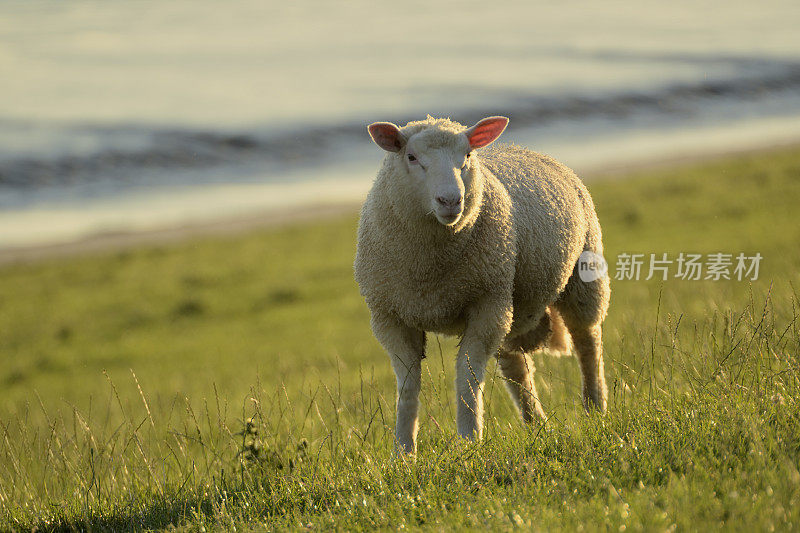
373, 188, 481, 288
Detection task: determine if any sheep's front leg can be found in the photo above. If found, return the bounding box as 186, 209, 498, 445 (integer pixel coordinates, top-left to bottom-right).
456, 303, 513, 440
370, 312, 425, 454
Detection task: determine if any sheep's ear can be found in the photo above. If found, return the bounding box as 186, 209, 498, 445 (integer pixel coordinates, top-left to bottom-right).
367, 122, 405, 152
465, 116, 509, 149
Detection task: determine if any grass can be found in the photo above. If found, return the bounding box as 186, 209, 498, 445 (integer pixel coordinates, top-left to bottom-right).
0, 146, 799, 531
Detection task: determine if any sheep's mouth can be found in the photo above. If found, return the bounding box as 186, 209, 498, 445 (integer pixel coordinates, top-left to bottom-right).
434, 210, 463, 226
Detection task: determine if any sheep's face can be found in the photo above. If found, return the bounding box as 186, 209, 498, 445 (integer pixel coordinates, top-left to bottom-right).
405, 131, 470, 226
368, 116, 509, 227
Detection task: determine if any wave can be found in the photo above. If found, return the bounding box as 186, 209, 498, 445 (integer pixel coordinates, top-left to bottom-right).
1, 60, 799, 192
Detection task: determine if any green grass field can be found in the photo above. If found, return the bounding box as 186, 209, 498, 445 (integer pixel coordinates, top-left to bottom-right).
1, 147, 799, 531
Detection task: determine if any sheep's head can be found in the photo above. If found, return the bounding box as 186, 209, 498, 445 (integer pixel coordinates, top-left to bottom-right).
368, 116, 508, 227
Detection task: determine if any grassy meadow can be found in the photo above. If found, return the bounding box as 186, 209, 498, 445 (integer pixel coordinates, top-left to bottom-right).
1, 146, 799, 531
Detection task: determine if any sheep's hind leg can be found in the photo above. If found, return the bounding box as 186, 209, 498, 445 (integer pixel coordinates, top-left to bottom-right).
554, 265, 610, 412
568, 324, 607, 411
498, 313, 552, 422
496, 349, 545, 422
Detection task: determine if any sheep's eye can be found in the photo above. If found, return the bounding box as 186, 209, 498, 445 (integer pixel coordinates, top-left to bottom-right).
407, 154, 417, 162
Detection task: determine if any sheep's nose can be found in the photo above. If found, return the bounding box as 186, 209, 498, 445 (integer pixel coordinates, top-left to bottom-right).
436, 195, 463, 208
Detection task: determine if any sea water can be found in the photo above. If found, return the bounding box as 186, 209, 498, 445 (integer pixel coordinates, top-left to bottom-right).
1, 0, 799, 247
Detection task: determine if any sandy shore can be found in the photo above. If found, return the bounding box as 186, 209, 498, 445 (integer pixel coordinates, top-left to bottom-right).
0, 141, 796, 267
0, 202, 360, 266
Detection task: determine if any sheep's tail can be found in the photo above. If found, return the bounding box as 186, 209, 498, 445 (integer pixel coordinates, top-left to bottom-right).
546, 306, 573, 357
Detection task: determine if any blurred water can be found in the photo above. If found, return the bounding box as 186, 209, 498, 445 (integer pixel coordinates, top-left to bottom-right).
1, 0, 800, 246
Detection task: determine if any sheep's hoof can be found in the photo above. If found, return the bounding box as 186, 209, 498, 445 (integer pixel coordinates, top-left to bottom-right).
582, 391, 608, 414
522, 403, 546, 423
393, 440, 417, 457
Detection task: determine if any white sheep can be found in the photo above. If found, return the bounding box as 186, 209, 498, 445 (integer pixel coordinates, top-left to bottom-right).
354, 115, 610, 453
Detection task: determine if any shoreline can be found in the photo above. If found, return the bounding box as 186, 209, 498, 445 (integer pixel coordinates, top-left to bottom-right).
0, 202, 360, 266
0, 140, 797, 267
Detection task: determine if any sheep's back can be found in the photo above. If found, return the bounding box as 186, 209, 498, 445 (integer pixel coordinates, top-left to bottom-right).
479, 144, 598, 335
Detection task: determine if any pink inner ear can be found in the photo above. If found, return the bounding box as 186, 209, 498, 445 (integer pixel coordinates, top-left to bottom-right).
368, 122, 403, 152
467, 117, 509, 149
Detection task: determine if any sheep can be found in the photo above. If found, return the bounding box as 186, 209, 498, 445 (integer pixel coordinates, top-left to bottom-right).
354, 115, 610, 453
